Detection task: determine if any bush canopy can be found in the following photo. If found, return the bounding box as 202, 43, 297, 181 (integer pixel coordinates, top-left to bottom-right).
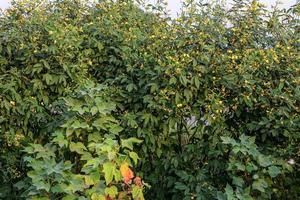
0, 0, 299, 199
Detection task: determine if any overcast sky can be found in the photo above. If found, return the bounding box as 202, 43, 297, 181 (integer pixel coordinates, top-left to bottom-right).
0, 0, 297, 16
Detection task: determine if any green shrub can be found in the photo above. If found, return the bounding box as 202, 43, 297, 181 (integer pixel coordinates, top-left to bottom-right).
0, 0, 299, 199
220, 135, 291, 199
21, 81, 146, 199
0, 0, 90, 196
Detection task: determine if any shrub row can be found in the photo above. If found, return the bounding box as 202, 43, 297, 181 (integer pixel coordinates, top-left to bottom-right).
0, 0, 299, 199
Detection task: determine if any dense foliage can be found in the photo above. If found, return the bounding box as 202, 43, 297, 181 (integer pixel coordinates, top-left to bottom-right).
0, 0, 299, 199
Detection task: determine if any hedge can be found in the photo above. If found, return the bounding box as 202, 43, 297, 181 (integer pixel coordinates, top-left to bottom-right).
0, 0, 299, 199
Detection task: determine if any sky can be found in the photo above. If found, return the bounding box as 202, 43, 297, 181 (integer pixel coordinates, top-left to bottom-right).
0, 0, 297, 16
165, 0, 297, 17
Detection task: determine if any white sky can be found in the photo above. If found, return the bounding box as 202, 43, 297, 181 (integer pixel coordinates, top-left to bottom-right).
0, 0, 297, 16
0, 0, 10, 9
166, 0, 297, 17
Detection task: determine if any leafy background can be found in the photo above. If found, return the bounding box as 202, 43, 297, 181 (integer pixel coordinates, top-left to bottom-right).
0, 0, 299, 199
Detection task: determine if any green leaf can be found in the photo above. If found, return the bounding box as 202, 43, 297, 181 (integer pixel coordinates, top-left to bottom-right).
83, 158, 100, 170
232, 176, 244, 187
109, 124, 123, 135
97, 42, 104, 50
66, 175, 85, 192
169, 77, 177, 85
62, 194, 77, 200
225, 184, 235, 200
42, 60, 50, 69
179, 75, 188, 86
92, 116, 117, 130
278, 82, 284, 91
174, 182, 187, 191
225, 184, 233, 194
32, 197, 50, 200
258, 155, 272, 167
33, 181, 51, 192
121, 138, 143, 150
102, 162, 116, 185
51, 184, 64, 193
194, 76, 200, 89
85, 171, 100, 186
175, 92, 181, 104
71, 120, 89, 129
91, 106, 98, 115
126, 83, 135, 92
69, 142, 87, 154
52, 131, 68, 147
221, 136, 237, 145
217, 191, 226, 200
129, 151, 139, 165
252, 179, 268, 192
268, 166, 281, 178
43, 74, 53, 85
235, 163, 245, 171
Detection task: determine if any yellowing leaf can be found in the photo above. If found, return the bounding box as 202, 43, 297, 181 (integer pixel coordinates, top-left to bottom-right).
104, 186, 118, 198
91, 194, 106, 200
132, 185, 144, 200
120, 163, 134, 184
